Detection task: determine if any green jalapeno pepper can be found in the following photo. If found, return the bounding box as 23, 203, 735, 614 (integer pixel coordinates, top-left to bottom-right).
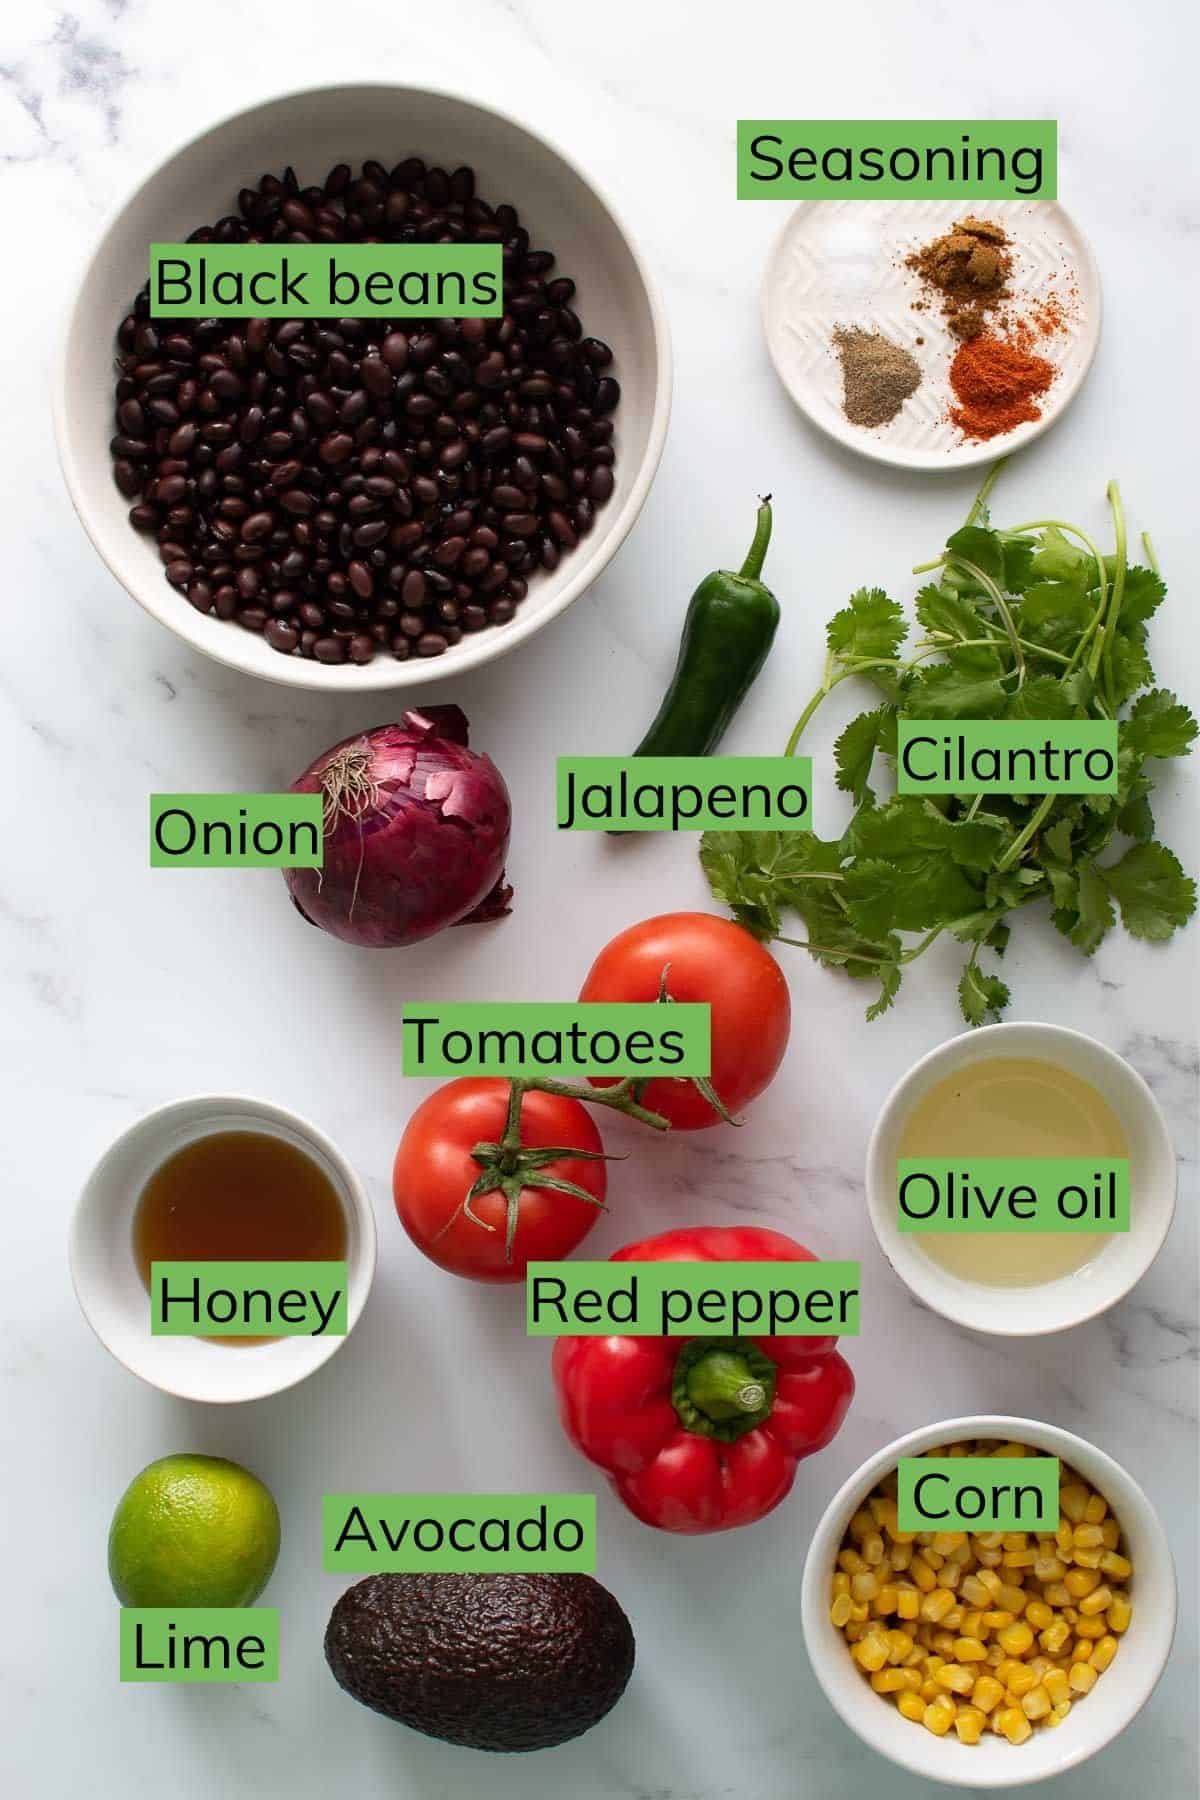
631, 497, 779, 758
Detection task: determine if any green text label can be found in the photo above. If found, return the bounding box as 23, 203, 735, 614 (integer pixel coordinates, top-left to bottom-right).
323, 1494, 596, 1573
150, 244, 502, 317
898, 1459, 1059, 1532
897, 722, 1119, 795
738, 121, 1056, 199
897, 1159, 1130, 1233
120, 1609, 278, 1682
402, 1003, 710, 1078
556, 757, 812, 831
150, 794, 322, 867
526, 1260, 860, 1336
150, 1262, 348, 1337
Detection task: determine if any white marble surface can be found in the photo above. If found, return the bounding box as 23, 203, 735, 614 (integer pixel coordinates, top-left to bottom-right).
3, 1, 1197, 1795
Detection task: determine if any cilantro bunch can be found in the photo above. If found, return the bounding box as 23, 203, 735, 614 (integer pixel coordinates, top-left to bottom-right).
701, 464, 1197, 1024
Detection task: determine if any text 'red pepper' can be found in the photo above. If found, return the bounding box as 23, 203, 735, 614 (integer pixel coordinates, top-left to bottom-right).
551, 1225, 854, 1534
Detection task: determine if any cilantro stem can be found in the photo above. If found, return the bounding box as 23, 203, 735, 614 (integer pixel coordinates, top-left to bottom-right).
1098, 481, 1127, 707
964, 458, 1008, 528
994, 793, 1056, 873
786, 685, 833, 756
945, 556, 1024, 684
1142, 532, 1158, 575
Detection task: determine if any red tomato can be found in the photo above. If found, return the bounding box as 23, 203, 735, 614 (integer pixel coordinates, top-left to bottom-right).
579, 912, 790, 1129
393, 1078, 606, 1283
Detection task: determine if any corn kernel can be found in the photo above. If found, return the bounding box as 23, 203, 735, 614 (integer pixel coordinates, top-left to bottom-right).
954, 1636, 989, 1663
1055, 1522, 1074, 1554
1064, 1567, 1099, 1598
1074, 1614, 1106, 1639
874, 1583, 899, 1616
898, 1691, 925, 1722
983, 1610, 1015, 1630
1083, 1494, 1107, 1524
1072, 1546, 1104, 1569
855, 1633, 891, 1673
1043, 1668, 1070, 1705
1005, 1663, 1037, 1696
920, 1678, 941, 1703
1039, 1622, 1070, 1654
920, 1588, 956, 1624
887, 1629, 913, 1661
1034, 1555, 1066, 1582
832, 1570, 851, 1598
961, 1610, 985, 1638
1022, 1685, 1052, 1720
1079, 1583, 1113, 1617
923, 1698, 956, 1736
831, 1594, 852, 1628
960, 1575, 991, 1607
1100, 1550, 1132, 1580
1000, 1707, 1033, 1745
896, 1587, 920, 1621
1003, 1548, 1037, 1569
935, 1664, 976, 1696
863, 1532, 885, 1565
850, 1602, 869, 1623
889, 1542, 913, 1571
955, 1707, 986, 1745
871, 1667, 921, 1694
838, 1548, 866, 1575
1091, 1635, 1118, 1672
997, 1622, 1034, 1656
1069, 1662, 1097, 1694
972, 1674, 1005, 1714
1060, 1485, 1089, 1523
1073, 1523, 1104, 1550
851, 1571, 880, 1602
1107, 1592, 1132, 1632
911, 1558, 937, 1593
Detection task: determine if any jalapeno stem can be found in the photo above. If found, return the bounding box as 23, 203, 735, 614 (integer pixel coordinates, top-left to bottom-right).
738, 496, 773, 581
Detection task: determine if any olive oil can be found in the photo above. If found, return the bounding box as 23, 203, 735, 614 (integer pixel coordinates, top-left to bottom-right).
133, 1130, 347, 1344
898, 1057, 1128, 1286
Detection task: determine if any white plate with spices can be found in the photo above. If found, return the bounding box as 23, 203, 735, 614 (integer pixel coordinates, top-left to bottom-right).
761, 199, 1101, 471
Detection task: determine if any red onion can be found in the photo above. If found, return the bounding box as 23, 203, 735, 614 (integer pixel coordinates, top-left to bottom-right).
285, 707, 512, 948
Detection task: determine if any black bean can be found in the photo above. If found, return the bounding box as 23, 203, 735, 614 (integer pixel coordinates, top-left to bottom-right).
314, 635, 347, 663
265, 619, 299, 653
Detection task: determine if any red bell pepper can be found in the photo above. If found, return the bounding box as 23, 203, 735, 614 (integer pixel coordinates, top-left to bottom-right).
551, 1225, 854, 1534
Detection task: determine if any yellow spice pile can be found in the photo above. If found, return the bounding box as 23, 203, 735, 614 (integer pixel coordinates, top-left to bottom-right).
830, 1440, 1132, 1746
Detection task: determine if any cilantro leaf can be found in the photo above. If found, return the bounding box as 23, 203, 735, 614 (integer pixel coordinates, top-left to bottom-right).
1068, 862, 1117, 955
835, 707, 894, 806
865, 957, 902, 1021
1099, 842, 1197, 940
1108, 628, 1154, 706
1029, 527, 1088, 585
958, 961, 1011, 1026
945, 526, 1005, 583
1122, 689, 1199, 760
1114, 564, 1167, 625
915, 584, 1002, 674
826, 588, 907, 665
905, 664, 1009, 719
1006, 674, 1078, 720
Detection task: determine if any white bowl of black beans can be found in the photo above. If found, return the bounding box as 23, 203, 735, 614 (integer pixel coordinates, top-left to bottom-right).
54, 83, 671, 688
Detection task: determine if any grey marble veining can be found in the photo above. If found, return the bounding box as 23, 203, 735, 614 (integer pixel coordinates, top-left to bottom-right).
2, 0, 1197, 1795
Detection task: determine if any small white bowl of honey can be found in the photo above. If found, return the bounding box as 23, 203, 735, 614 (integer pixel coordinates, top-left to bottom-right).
865, 1022, 1176, 1336
70, 1094, 377, 1402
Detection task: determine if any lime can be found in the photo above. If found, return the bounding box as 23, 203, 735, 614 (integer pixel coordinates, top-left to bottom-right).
108, 1453, 280, 1608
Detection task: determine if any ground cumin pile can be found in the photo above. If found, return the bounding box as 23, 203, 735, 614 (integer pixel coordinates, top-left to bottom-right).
906, 216, 1013, 341
832, 326, 922, 426
948, 334, 1056, 441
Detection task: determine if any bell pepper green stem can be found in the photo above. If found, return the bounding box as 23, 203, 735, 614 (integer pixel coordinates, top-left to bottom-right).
671, 1337, 777, 1442
738, 496, 773, 581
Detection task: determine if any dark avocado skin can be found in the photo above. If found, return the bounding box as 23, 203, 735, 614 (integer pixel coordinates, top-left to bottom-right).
324, 1572, 636, 1753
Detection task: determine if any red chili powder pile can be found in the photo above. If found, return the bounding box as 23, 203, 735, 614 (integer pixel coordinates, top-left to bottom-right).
948, 334, 1057, 441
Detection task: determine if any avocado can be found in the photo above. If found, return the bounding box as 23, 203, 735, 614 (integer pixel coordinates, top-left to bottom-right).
324, 1572, 635, 1752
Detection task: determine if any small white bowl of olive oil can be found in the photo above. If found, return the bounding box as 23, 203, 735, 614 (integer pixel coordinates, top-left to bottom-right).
865, 1024, 1176, 1335
70, 1094, 377, 1402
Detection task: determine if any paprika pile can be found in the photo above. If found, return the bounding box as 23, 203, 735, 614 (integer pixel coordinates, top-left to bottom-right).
947, 334, 1057, 442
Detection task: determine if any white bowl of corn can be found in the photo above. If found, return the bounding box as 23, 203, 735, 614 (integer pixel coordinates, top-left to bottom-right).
801, 1417, 1176, 1787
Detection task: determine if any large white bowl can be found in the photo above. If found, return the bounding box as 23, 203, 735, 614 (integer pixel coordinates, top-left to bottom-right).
69, 1094, 376, 1402
865, 1022, 1176, 1336
53, 83, 671, 690
801, 1415, 1177, 1788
